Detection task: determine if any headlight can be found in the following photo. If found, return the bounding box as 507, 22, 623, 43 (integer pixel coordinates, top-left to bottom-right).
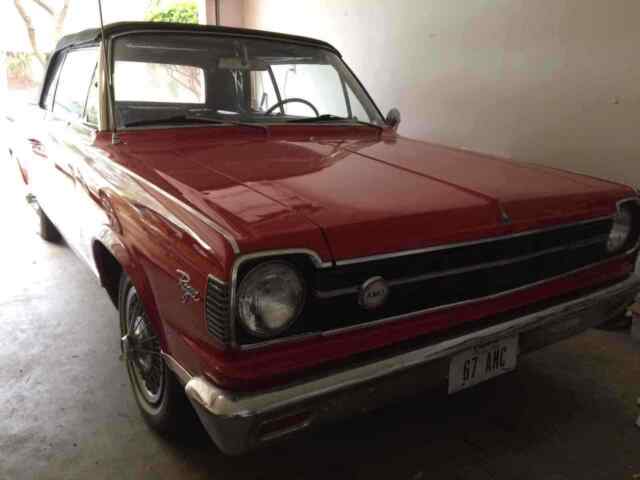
237, 261, 305, 338
607, 204, 633, 253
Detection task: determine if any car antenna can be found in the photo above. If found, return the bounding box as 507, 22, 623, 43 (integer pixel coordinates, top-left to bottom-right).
97, 0, 120, 145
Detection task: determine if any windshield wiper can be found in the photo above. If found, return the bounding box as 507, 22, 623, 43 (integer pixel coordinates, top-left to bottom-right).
124, 114, 269, 133
286, 114, 383, 131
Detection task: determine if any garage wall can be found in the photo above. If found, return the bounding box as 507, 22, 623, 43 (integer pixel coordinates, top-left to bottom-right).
219, 0, 245, 27
243, 0, 640, 187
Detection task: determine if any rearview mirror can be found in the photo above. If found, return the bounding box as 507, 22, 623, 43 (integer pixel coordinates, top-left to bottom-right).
386, 108, 401, 130
218, 57, 268, 71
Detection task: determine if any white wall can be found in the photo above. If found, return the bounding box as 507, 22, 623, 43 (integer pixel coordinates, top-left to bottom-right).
220, 0, 245, 27
243, 0, 640, 187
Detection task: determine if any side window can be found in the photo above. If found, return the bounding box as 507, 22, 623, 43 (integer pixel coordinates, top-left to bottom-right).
54, 48, 98, 120
85, 66, 100, 126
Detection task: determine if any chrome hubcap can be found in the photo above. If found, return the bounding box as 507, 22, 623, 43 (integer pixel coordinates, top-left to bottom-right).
124, 287, 164, 405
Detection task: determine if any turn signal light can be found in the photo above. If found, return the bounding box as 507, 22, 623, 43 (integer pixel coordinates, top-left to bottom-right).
257, 411, 313, 442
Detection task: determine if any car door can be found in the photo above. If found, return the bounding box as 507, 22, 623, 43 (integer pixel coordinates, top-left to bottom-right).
43, 47, 99, 250
73, 64, 108, 267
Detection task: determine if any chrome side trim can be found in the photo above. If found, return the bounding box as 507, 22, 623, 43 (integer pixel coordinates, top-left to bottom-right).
128, 200, 214, 253
238, 250, 637, 351
186, 273, 640, 418
315, 235, 609, 299
334, 214, 616, 267
102, 157, 240, 254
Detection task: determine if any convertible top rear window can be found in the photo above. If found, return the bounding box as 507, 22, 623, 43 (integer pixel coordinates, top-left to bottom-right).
112, 33, 383, 128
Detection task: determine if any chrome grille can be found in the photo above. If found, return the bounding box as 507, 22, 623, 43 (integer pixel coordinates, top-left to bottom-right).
205, 276, 230, 343
236, 217, 623, 347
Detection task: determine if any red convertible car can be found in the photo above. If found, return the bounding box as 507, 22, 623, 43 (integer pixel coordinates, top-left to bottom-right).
9, 22, 640, 454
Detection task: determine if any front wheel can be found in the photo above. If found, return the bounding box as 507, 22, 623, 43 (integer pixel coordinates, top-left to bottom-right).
118, 274, 193, 434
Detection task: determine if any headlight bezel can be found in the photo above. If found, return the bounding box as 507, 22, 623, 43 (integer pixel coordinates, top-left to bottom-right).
235, 259, 307, 339
607, 199, 640, 255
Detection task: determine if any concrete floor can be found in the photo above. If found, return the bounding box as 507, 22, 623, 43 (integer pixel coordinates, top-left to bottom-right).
1, 151, 640, 480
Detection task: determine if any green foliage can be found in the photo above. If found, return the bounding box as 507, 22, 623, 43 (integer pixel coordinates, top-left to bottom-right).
146, 1, 199, 24
7, 52, 36, 76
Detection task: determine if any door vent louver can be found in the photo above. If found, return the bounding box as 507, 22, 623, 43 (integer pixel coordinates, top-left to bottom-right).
205, 276, 230, 343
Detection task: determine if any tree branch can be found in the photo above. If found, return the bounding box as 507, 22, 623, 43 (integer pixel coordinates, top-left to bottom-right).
53, 0, 71, 42
29, 0, 54, 16
13, 0, 46, 67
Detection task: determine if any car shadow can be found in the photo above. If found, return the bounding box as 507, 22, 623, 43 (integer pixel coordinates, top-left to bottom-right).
156, 352, 623, 479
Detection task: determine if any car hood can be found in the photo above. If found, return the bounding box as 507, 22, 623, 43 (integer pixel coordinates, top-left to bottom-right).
119, 128, 632, 260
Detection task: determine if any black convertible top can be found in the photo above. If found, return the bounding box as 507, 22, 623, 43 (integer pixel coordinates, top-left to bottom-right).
54, 21, 341, 56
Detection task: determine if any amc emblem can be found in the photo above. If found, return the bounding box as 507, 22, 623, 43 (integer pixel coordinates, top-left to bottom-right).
358, 276, 390, 310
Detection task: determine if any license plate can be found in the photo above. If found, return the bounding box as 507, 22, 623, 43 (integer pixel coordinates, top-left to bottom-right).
448, 336, 518, 394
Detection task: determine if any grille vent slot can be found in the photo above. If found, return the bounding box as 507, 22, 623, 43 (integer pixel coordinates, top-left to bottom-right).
205, 276, 230, 343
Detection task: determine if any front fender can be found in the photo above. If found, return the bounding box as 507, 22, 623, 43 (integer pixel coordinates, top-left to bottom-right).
92, 226, 169, 351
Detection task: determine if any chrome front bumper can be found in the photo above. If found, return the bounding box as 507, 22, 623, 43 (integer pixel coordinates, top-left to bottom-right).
175, 274, 640, 455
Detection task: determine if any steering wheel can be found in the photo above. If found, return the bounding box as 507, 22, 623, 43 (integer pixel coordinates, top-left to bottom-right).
265, 98, 320, 117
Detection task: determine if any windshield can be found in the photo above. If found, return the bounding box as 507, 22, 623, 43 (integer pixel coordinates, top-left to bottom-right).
111, 33, 384, 128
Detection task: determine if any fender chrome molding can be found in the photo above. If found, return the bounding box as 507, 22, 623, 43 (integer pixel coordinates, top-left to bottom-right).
97, 154, 240, 254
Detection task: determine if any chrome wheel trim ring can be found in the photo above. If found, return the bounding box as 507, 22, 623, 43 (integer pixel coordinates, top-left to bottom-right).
125, 286, 165, 406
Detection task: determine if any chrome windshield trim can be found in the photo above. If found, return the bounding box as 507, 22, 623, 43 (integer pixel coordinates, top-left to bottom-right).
314, 235, 609, 299
334, 215, 614, 267
238, 251, 636, 351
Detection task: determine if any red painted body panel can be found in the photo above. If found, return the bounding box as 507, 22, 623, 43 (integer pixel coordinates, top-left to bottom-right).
101, 126, 635, 390
17, 119, 638, 391
113, 127, 633, 261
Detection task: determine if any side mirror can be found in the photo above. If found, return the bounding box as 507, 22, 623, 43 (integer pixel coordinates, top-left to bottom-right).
386, 108, 401, 130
